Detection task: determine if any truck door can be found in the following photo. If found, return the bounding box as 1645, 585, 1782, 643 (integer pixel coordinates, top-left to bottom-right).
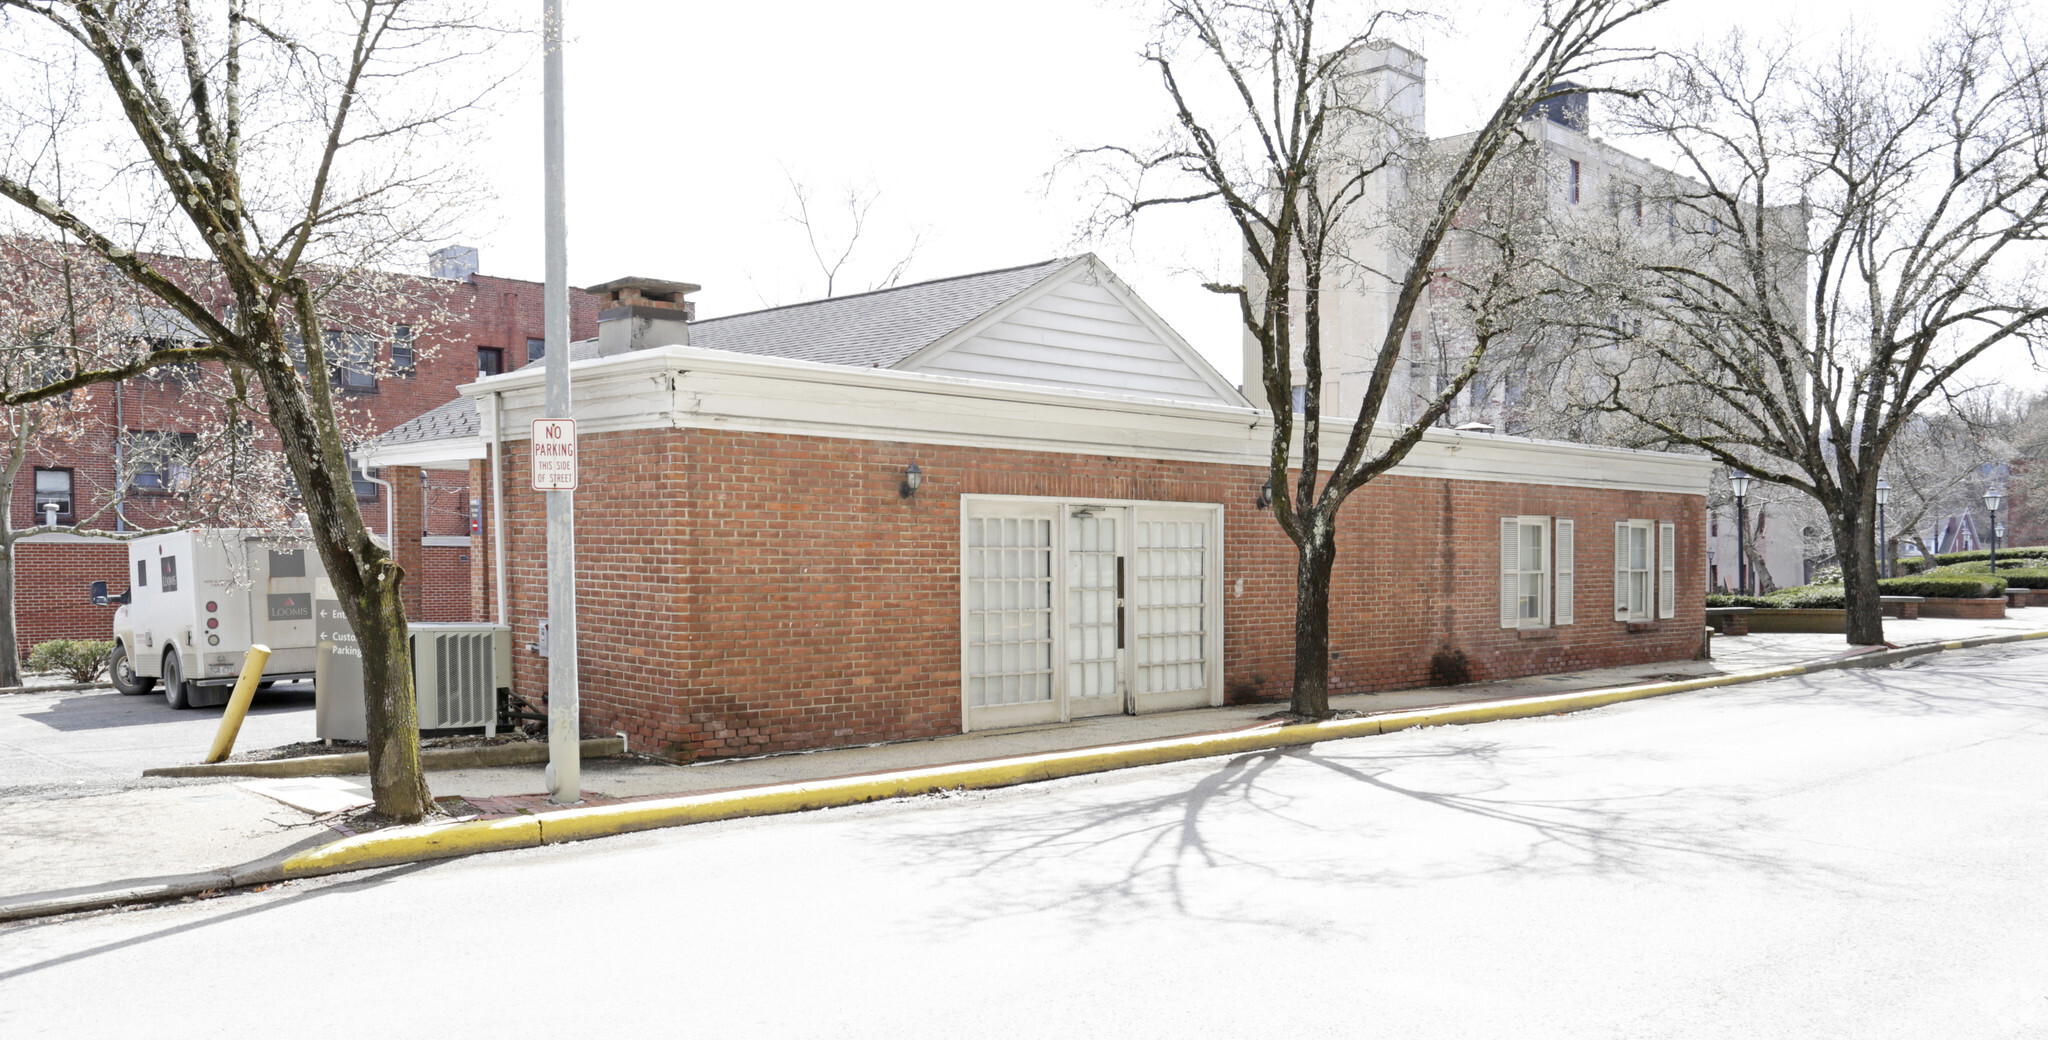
260, 546, 317, 647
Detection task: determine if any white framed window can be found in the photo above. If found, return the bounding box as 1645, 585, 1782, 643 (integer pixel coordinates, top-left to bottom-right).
1500, 516, 1573, 629
1614, 519, 1676, 621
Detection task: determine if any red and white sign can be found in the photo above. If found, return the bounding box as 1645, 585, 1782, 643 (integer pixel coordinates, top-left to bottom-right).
531, 418, 578, 490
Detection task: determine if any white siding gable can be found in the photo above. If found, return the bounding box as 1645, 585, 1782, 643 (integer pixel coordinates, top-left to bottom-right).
898, 263, 1243, 406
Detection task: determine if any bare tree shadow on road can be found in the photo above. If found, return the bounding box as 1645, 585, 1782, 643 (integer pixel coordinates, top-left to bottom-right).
891, 732, 1862, 939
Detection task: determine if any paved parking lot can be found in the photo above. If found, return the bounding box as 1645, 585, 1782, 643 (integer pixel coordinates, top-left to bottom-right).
0, 683, 315, 801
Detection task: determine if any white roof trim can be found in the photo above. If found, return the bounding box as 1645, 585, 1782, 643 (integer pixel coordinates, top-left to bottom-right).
419, 344, 1713, 496
355, 440, 482, 469
891, 255, 1247, 406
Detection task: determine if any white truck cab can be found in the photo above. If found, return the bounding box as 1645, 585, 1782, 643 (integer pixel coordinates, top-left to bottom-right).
94, 529, 326, 709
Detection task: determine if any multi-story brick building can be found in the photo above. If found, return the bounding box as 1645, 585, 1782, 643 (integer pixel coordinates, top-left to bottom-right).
10, 245, 598, 651
363, 254, 1711, 761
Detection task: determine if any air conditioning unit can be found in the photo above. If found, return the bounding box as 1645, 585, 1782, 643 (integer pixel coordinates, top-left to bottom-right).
410, 622, 511, 734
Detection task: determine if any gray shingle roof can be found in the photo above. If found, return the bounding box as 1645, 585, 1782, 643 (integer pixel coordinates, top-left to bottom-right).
375, 394, 480, 447
371, 257, 1079, 449
688, 257, 1075, 367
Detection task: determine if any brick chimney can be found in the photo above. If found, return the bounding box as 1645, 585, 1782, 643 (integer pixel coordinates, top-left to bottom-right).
582, 275, 701, 356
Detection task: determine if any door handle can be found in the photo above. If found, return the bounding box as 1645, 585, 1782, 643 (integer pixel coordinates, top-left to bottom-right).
1115, 556, 1125, 650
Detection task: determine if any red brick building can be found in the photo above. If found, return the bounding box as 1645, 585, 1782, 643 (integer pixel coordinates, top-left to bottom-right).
11, 247, 599, 650
365, 257, 1711, 761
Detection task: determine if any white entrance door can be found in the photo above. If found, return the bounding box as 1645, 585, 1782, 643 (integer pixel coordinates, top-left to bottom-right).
961, 496, 1223, 732
1127, 506, 1217, 713
1064, 506, 1126, 718
961, 502, 1060, 730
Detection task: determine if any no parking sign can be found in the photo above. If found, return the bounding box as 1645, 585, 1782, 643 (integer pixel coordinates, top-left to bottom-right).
531, 419, 578, 491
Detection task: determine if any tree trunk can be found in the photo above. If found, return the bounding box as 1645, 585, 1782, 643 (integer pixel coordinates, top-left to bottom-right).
1290, 525, 1337, 718
1837, 512, 1886, 646
0, 534, 19, 688
350, 567, 431, 816
253, 355, 430, 822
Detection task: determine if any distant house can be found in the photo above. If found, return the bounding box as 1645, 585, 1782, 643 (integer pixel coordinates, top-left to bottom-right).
363, 255, 1710, 760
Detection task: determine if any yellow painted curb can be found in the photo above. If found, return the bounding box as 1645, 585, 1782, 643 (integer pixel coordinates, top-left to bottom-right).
281, 815, 541, 875
271, 640, 2048, 878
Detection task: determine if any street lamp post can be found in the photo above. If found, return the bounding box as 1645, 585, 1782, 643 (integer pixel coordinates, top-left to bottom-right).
1875, 479, 1891, 579
1985, 486, 2004, 574
1729, 470, 1754, 595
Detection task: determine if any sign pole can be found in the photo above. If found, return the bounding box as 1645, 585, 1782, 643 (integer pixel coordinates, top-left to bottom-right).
542, 0, 579, 804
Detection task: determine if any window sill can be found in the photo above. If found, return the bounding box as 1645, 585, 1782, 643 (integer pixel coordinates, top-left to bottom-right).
1516, 627, 1557, 641
1625, 621, 1657, 633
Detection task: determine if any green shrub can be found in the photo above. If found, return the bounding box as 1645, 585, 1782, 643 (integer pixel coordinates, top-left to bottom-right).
1932, 546, 2048, 567
1878, 575, 2007, 598
1808, 565, 1844, 586
1706, 594, 1776, 608
1763, 585, 1846, 609
27, 639, 114, 683
1989, 568, 2048, 590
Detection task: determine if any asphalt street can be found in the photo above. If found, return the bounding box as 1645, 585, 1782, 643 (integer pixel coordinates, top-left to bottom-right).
0, 683, 314, 800
3, 644, 2045, 1039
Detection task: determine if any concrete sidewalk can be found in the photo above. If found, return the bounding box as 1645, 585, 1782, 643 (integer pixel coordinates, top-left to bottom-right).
5, 609, 2045, 921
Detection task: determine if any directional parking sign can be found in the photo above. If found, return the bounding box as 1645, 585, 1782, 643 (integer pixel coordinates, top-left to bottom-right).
531, 418, 578, 491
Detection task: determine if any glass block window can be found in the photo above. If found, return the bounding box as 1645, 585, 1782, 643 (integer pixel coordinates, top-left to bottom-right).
964, 515, 1054, 708
1131, 519, 1207, 696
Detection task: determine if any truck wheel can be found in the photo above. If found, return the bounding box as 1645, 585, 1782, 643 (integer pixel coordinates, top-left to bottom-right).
110, 642, 156, 696
162, 650, 193, 710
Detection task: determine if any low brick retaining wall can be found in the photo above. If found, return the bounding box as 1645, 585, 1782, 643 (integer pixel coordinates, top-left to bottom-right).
1705, 607, 1752, 635
1918, 597, 2007, 620
1744, 608, 1847, 634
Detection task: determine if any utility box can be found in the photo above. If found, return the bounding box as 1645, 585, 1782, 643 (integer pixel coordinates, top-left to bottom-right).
315, 599, 510, 740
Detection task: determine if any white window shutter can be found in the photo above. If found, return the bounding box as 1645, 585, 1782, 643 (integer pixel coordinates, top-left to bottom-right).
1554, 519, 1575, 625
1614, 521, 1631, 619
1500, 518, 1521, 628
1658, 521, 1677, 619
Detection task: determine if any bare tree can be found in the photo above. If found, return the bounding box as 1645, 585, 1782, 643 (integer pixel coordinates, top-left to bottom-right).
0, 0, 511, 820
781, 169, 924, 300
1880, 399, 2017, 566
1577, 8, 2048, 644
0, 239, 296, 685
1072, 0, 1666, 716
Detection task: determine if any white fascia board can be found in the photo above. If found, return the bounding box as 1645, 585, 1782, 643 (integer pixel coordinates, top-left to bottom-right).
457, 344, 1714, 496
354, 439, 484, 470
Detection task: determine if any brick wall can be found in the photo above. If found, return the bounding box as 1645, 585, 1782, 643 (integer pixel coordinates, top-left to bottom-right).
13, 541, 129, 653
0, 264, 586, 644
419, 546, 474, 622
487, 426, 1705, 762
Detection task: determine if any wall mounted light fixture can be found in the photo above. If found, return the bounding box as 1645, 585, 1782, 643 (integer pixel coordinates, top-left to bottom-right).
900, 462, 924, 499
1255, 479, 1272, 510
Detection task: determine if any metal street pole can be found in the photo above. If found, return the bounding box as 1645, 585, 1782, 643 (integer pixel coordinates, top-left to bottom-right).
1736, 494, 1748, 595
1876, 478, 1890, 579
1729, 470, 1753, 597
1984, 486, 2004, 577
543, 0, 579, 804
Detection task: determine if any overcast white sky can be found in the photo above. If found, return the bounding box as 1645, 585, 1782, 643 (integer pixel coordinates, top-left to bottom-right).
455, 0, 1982, 386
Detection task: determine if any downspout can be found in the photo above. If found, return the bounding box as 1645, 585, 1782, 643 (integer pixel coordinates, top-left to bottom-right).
489, 389, 507, 626
358, 457, 396, 547
114, 384, 127, 532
